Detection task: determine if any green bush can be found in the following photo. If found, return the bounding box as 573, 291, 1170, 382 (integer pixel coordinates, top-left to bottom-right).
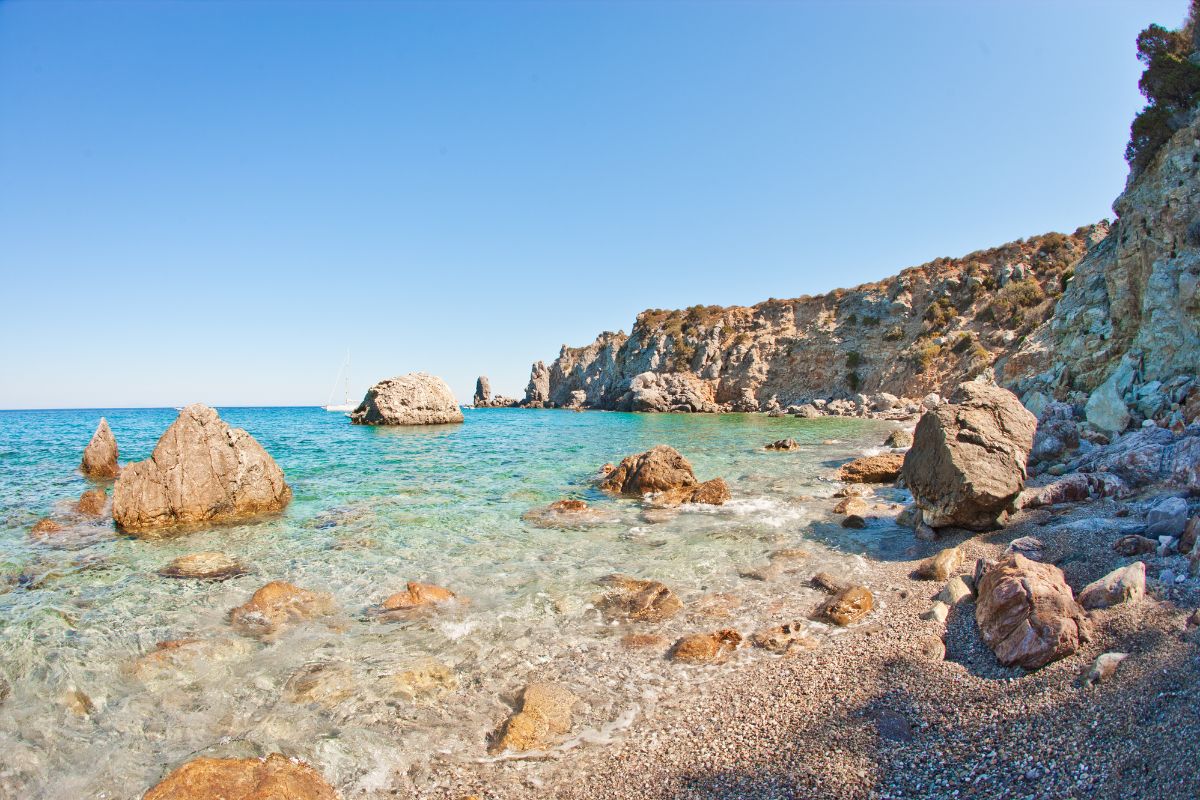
847, 371, 860, 392
1126, 8, 1200, 174
846, 351, 862, 368
990, 278, 1045, 325
914, 343, 942, 371
883, 324, 905, 341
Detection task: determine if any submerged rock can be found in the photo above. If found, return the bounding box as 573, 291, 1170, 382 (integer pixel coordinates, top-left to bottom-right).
350, 372, 464, 425
975, 554, 1088, 670
1077, 562, 1146, 610
765, 438, 800, 451
490, 682, 578, 754
381, 581, 456, 611
522, 499, 616, 529
158, 552, 248, 581
112, 404, 291, 534
229, 580, 335, 637
30, 517, 62, 535
750, 622, 817, 654
838, 454, 904, 484
388, 661, 459, 703
143, 754, 337, 800
903, 383, 1036, 530
595, 574, 683, 622
80, 418, 119, 478
669, 629, 742, 662
77, 487, 106, 516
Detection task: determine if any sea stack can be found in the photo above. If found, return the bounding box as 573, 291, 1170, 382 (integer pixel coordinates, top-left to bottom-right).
351, 372, 464, 425
80, 418, 119, 478
473, 376, 492, 406
112, 404, 291, 534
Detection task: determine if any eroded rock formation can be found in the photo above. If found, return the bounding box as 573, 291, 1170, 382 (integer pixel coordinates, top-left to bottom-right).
112, 404, 291, 534
80, 418, 119, 478
351, 373, 464, 425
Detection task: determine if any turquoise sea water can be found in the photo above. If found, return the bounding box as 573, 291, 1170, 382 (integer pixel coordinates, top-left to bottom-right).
0, 407, 907, 798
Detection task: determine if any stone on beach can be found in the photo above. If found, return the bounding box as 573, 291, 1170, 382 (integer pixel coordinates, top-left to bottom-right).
77, 487, 106, 516
1081, 652, 1128, 687
1077, 562, 1146, 610
1145, 497, 1189, 538
229, 580, 335, 637
821, 586, 873, 626
350, 372, 464, 425
490, 682, 579, 753
80, 418, 119, 478
750, 622, 818, 654
902, 382, 1037, 530
975, 554, 1088, 670
142, 754, 338, 800
382, 581, 456, 611
669, 629, 742, 662
112, 404, 291, 534
595, 575, 683, 622
1113, 535, 1157, 556
916, 547, 963, 581
159, 552, 247, 581
838, 453, 904, 484
834, 497, 869, 516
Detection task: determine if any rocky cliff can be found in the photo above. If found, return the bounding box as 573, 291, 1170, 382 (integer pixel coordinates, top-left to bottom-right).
522, 226, 1106, 412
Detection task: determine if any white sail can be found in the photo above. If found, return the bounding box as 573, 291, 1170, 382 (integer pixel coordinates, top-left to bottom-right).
324, 351, 355, 411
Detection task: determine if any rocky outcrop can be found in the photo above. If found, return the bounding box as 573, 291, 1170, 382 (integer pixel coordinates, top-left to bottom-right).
595, 575, 683, 623
902, 382, 1036, 530
600, 445, 729, 505
112, 404, 291, 534
490, 683, 578, 754
80, 418, 119, 478
77, 487, 106, 516
975, 554, 1088, 670
838, 453, 904, 484
143, 754, 337, 800
522, 229, 1100, 411
351, 373, 464, 425
473, 375, 519, 408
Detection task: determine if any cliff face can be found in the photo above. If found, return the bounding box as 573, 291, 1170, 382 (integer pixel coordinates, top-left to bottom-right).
523, 227, 1106, 411
1005, 109, 1200, 405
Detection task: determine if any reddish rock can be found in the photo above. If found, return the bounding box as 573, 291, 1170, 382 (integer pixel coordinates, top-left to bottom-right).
669, 629, 742, 662
143, 754, 338, 800
229, 581, 335, 637
595, 575, 683, 622
80, 418, 119, 478
975, 554, 1088, 670
30, 517, 62, 534
77, 488, 106, 516
490, 683, 578, 754
821, 586, 874, 625
838, 454, 904, 484
381, 581, 456, 611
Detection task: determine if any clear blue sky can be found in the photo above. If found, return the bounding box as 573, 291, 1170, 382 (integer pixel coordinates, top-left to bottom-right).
0, 0, 1188, 409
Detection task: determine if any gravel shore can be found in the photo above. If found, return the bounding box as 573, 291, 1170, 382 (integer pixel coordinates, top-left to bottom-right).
409, 497, 1200, 800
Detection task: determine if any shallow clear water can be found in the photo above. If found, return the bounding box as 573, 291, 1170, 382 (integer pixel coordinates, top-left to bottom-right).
0, 407, 908, 798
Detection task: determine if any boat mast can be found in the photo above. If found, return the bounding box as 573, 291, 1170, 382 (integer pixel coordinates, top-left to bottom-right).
344, 351, 351, 405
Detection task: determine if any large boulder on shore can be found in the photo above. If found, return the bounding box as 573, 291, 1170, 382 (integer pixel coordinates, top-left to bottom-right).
600, 445, 729, 505
975, 553, 1088, 670
112, 404, 291, 534
143, 754, 337, 800
350, 373, 464, 425
902, 382, 1036, 530
81, 418, 119, 478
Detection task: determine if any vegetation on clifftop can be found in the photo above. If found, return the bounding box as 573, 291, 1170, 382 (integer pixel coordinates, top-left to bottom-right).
1126, 1, 1200, 175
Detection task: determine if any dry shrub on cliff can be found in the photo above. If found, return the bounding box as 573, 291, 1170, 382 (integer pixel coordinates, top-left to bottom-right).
988, 279, 1045, 326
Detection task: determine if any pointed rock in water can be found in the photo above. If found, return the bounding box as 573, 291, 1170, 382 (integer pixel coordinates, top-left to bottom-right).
77, 487, 106, 516
473, 375, 492, 406
838, 453, 904, 484
902, 382, 1036, 530
112, 404, 291, 534
80, 418, 119, 478
490, 682, 578, 754
159, 552, 247, 581
381, 581, 456, 611
669, 629, 742, 662
229, 580, 335, 637
142, 754, 338, 800
975, 554, 1088, 670
1077, 562, 1146, 610
351, 372, 464, 425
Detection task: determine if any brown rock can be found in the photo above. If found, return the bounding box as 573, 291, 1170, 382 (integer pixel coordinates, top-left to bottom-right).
382, 581, 456, 611
550, 499, 588, 512
77, 487, 106, 516
350, 372, 464, 425
764, 438, 800, 451
388, 661, 459, 702
620, 633, 669, 650
229, 581, 335, 637
669, 629, 742, 662
113, 404, 291, 534
838, 453, 904, 484
975, 553, 1088, 670
885, 429, 914, 449
841, 514, 867, 529
1112, 534, 1157, 556
81, 418, 119, 478
30, 517, 62, 534
159, 552, 247, 581
522, 499, 615, 529
916, 547, 963, 581
916, 634, 946, 661
1081, 652, 1128, 687
834, 497, 869, 515
750, 622, 818, 654
490, 682, 578, 753
821, 586, 873, 625
1077, 562, 1146, 610
676, 477, 732, 506
283, 662, 356, 707
1181, 515, 1200, 556
600, 445, 698, 495
595, 575, 683, 622
811, 572, 848, 594
143, 754, 338, 800
902, 382, 1037, 530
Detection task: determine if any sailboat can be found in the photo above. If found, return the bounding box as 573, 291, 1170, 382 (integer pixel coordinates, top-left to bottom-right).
324, 350, 357, 412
